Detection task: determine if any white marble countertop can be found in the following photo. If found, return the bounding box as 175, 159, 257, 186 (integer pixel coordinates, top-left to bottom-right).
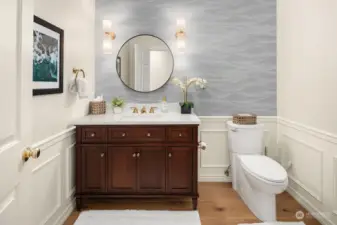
71, 103, 201, 125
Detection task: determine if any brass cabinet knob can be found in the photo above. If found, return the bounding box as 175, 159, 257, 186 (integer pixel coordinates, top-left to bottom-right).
137, 153, 140, 157
122, 132, 126, 137
101, 153, 105, 158
90, 133, 95, 137
132, 153, 136, 158
168, 153, 172, 158
179, 133, 182, 137
22, 147, 41, 162
147, 133, 151, 137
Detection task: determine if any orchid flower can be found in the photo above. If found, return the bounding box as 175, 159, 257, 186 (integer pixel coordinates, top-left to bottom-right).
171, 76, 207, 103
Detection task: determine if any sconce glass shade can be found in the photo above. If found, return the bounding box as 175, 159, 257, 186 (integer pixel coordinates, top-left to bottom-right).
177, 40, 186, 53
102, 20, 112, 30
103, 39, 113, 54
177, 19, 186, 28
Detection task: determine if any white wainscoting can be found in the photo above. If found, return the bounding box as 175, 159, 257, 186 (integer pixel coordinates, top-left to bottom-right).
278, 117, 337, 225
29, 127, 76, 225
198, 116, 277, 182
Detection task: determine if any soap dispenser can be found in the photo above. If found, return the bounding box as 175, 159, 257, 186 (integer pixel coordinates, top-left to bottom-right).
161, 96, 168, 113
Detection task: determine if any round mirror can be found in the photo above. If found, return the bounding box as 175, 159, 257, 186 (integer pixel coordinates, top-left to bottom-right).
116, 34, 174, 92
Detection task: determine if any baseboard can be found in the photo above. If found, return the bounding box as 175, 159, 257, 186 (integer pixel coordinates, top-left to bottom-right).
53, 199, 75, 225
287, 184, 335, 225
199, 176, 232, 182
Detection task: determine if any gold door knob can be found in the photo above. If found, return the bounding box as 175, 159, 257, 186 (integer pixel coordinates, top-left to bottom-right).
22, 147, 41, 162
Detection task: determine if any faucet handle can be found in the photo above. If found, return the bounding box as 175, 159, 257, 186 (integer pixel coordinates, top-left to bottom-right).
130, 107, 139, 114
141, 106, 147, 114
149, 107, 157, 113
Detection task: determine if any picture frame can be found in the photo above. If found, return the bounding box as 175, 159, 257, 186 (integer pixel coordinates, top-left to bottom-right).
33, 16, 64, 96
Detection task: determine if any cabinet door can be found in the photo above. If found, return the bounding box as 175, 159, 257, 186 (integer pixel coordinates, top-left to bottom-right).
167, 147, 193, 193
81, 146, 107, 193
137, 147, 166, 193
107, 147, 137, 193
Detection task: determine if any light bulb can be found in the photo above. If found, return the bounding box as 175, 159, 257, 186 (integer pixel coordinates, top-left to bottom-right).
103, 39, 113, 54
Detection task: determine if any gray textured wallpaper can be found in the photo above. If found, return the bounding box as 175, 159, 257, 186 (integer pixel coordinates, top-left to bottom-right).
95, 0, 276, 116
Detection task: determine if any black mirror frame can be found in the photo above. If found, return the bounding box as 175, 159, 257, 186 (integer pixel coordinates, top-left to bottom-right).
115, 34, 175, 93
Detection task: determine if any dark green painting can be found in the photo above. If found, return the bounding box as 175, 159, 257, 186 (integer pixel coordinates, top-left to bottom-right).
33, 31, 59, 82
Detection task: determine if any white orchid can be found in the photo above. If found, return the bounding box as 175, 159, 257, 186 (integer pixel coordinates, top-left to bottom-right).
171, 76, 207, 103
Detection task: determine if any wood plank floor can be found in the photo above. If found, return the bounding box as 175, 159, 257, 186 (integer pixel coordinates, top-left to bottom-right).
63, 183, 321, 225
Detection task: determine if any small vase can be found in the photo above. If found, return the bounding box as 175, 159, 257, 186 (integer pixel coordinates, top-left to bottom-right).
180, 102, 192, 114
113, 106, 123, 114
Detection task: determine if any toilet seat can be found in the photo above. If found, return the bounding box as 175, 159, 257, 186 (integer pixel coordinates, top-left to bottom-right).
239, 155, 287, 183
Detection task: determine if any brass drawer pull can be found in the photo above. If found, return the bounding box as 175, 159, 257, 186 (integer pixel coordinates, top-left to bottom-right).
122, 132, 126, 137
179, 133, 182, 137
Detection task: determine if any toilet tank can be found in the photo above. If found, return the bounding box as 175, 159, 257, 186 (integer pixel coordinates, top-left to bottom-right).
227, 121, 264, 154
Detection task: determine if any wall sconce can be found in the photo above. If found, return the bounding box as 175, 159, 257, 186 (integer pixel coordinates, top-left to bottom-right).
102, 20, 115, 54
175, 18, 186, 53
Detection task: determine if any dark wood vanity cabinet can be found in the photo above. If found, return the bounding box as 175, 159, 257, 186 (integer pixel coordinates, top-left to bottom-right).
75, 125, 199, 210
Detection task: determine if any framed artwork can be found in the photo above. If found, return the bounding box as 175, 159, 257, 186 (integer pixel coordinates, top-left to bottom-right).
33, 16, 64, 96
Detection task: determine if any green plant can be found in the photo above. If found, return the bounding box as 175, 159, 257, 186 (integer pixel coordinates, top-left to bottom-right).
111, 97, 124, 107
180, 101, 194, 108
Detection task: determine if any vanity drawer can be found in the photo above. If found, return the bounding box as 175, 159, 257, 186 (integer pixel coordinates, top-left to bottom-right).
81, 127, 107, 143
108, 127, 165, 142
167, 127, 194, 143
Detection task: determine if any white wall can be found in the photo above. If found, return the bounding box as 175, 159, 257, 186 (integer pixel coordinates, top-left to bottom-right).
33, 0, 95, 142
30, 0, 95, 224
278, 0, 337, 224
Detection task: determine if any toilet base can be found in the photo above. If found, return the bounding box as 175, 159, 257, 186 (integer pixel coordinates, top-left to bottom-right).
238, 166, 276, 222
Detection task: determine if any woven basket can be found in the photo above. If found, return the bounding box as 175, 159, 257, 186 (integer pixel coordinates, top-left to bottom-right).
232, 113, 257, 125
89, 101, 106, 115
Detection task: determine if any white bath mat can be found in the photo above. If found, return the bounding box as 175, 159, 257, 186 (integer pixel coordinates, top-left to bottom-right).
239, 222, 305, 225
74, 210, 201, 225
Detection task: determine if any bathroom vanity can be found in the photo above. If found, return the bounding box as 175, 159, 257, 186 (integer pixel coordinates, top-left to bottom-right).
73, 109, 200, 210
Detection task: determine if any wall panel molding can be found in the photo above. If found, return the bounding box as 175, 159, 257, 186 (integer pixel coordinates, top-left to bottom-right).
279, 117, 337, 224
282, 134, 323, 202
28, 127, 76, 225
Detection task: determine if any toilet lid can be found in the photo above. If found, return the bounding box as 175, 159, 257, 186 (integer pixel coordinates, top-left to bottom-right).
240, 155, 287, 183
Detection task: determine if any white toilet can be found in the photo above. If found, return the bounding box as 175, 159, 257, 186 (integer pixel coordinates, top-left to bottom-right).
227, 121, 288, 222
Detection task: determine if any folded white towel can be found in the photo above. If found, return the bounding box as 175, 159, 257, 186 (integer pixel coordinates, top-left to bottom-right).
69, 76, 89, 99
